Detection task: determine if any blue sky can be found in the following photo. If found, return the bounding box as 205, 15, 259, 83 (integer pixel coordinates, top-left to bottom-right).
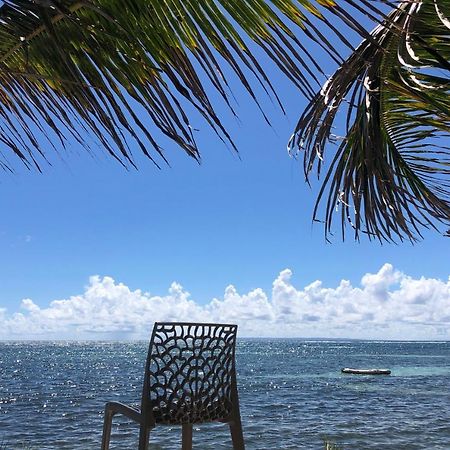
0, 7, 449, 339
2, 87, 448, 302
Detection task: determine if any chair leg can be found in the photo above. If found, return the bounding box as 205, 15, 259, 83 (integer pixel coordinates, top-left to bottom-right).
229, 418, 245, 450
101, 409, 114, 450
182, 423, 193, 450
138, 424, 150, 450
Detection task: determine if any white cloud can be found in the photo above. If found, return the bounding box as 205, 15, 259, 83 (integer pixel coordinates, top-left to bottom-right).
1, 264, 449, 340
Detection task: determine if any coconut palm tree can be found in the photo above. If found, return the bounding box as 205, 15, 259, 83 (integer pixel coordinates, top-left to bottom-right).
0, 0, 448, 241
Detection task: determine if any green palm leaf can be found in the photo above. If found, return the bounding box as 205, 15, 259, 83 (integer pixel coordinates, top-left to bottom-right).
0, 0, 387, 172
292, 0, 450, 242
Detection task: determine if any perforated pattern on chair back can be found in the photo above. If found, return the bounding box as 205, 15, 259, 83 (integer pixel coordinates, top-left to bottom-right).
146, 323, 237, 424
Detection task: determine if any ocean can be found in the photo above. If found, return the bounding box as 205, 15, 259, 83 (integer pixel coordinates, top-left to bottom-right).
1, 340, 449, 449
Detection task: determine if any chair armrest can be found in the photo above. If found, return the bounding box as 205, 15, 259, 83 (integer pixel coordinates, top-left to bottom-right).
105, 401, 143, 424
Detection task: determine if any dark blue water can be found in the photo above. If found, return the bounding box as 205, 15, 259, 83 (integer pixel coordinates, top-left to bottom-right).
1, 340, 449, 449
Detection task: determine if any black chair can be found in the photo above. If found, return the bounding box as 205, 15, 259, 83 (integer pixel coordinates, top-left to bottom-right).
101, 322, 245, 450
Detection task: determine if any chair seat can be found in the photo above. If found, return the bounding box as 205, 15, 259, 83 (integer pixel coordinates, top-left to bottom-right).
153, 398, 232, 424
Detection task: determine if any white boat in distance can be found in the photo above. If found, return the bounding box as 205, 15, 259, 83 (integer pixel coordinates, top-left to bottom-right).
341, 368, 391, 375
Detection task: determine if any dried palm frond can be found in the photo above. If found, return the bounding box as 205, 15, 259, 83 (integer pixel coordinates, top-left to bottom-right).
292, 0, 450, 242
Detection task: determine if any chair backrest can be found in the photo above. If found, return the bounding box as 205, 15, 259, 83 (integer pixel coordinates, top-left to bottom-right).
142, 322, 238, 425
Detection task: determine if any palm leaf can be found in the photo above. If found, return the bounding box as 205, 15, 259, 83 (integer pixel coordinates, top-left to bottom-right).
0, 0, 391, 172
292, 0, 450, 242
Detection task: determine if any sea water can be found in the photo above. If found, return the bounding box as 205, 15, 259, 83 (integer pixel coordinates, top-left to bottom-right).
1, 340, 449, 449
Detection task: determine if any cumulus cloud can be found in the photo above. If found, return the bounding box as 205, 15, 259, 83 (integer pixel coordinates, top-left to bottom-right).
1, 264, 449, 340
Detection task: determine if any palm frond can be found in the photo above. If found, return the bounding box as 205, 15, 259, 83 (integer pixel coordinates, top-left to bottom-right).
0, 0, 391, 172
292, 0, 450, 242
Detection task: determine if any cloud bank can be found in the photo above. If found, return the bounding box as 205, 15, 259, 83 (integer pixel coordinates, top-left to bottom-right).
1, 264, 449, 340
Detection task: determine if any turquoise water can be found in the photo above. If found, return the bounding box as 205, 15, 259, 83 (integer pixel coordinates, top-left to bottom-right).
1, 340, 449, 449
